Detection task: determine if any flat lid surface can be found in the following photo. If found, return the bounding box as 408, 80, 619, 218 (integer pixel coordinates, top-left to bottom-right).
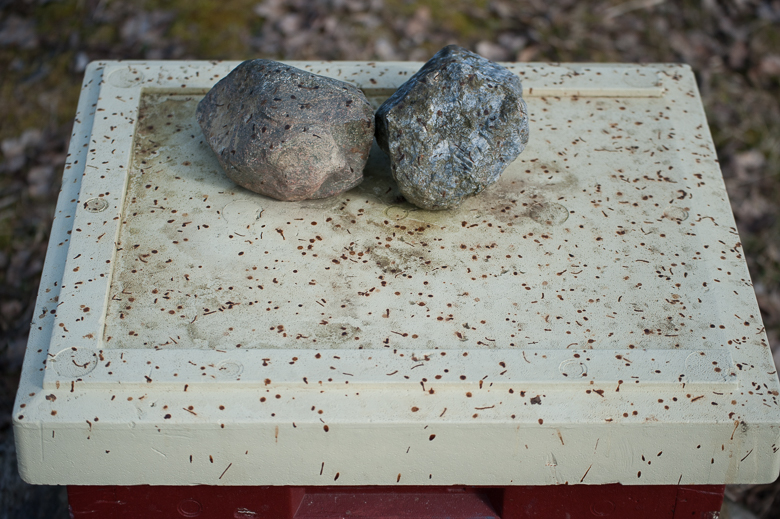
13, 61, 780, 487
106, 90, 713, 354
66, 67, 744, 357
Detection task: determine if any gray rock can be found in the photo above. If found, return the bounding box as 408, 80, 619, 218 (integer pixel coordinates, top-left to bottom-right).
197, 60, 375, 201
376, 45, 529, 210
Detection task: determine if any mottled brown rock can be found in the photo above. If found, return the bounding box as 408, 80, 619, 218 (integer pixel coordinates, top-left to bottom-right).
197, 60, 375, 201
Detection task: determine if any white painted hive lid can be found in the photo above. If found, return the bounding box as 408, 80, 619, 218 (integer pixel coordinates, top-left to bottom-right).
13, 60, 780, 486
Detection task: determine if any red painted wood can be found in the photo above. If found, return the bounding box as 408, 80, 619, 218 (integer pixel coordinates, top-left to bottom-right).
67, 485, 303, 518
67, 484, 724, 519
502, 484, 724, 518
295, 490, 498, 519
673, 485, 725, 519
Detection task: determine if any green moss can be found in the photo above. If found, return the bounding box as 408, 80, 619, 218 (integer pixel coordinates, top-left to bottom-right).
382, 0, 496, 41
87, 25, 120, 48
0, 218, 15, 249
146, 0, 259, 59
753, 24, 780, 57
0, 51, 82, 142
35, 1, 89, 35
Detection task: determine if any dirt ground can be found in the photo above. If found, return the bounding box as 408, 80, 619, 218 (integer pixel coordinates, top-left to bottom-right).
1, 0, 779, 517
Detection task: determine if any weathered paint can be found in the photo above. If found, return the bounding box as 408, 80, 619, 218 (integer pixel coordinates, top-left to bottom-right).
66, 484, 726, 518
13, 61, 780, 486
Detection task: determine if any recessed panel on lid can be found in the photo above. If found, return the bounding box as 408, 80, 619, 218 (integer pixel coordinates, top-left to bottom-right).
104, 89, 727, 354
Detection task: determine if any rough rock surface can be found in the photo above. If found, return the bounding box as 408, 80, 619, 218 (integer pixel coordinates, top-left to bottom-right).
376, 45, 529, 210
197, 60, 375, 201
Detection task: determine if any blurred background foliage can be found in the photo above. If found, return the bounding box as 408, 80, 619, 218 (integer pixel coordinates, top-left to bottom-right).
1, 0, 779, 517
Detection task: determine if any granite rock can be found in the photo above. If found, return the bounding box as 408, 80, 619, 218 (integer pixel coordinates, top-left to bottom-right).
376, 45, 529, 210
197, 60, 375, 201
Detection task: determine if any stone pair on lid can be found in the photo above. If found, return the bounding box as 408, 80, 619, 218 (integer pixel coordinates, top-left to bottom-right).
197, 46, 529, 209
